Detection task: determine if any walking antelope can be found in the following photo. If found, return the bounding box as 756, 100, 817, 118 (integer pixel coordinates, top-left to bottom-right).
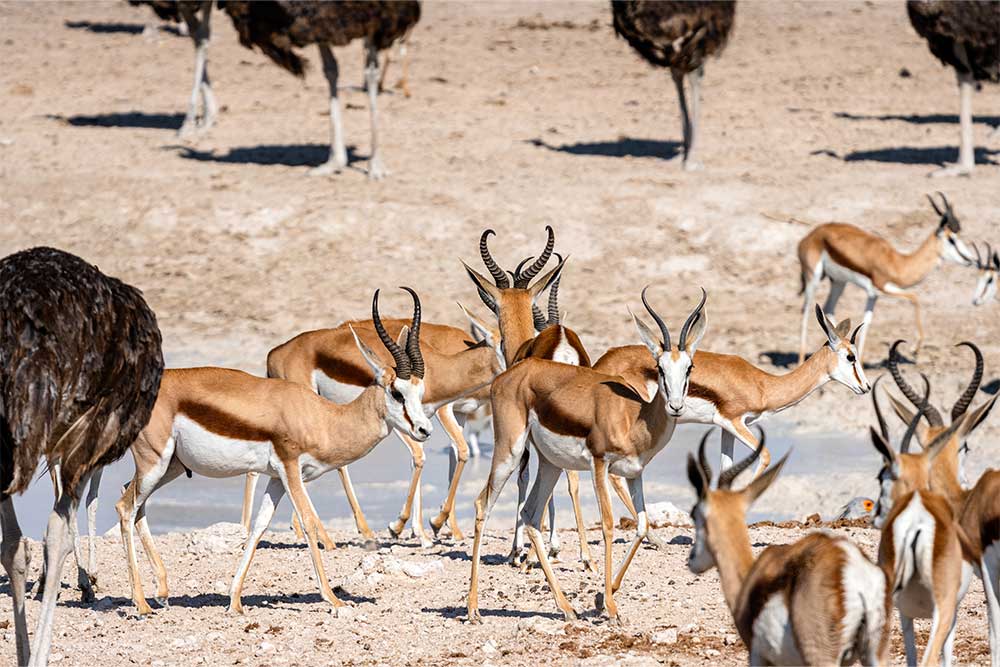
686, 432, 890, 666
594, 305, 870, 474
875, 341, 1000, 666
115, 289, 433, 615
242, 303, 502, 548
467, 289, 706, 625
869, 389, 975, 667
972, 243, 998, 306
797, 193, 975, 363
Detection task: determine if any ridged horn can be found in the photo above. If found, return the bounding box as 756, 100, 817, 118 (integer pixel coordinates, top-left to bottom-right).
372, 289, 411, 379
517, 226, 555, 285
888, 339, 943, 427
871, 374, 890, 442
697, 428, 714, 486
546, 253, 563, 325
718, 427, 766, 490
900, 373, 931, 454
531, 304, 548, 332
678, 288, 707, 350
951, 342, 983, 421
479, 229, 510, 288
641, 285, 670, 351
399, 287, 424, 378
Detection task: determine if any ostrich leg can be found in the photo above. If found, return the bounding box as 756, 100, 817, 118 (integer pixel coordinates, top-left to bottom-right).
311, 44, 349, 176
670, 68, 692, 166
933, 71, 976, 177
1, 498, 30, 665
178, 1, 215, 138
684, 66, 705, 171
364, 39, 388, 180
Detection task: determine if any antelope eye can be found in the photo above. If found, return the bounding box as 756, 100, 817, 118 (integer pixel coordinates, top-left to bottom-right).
390, 388, 404, 402
847, 353, 856, 363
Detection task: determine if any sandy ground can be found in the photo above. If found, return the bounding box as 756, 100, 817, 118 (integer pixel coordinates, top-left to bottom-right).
1, 0, 1000, 664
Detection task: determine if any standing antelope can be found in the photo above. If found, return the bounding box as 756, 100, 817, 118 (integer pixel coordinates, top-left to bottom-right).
972, 243, 998, 306
797, 193, 975, 363
686, 432, 890, 665
594, 305, 870, 473
467, 288, 706, 625
876, 341, 1000, 666
115, 289, 433, 615
242, 305, 502, 548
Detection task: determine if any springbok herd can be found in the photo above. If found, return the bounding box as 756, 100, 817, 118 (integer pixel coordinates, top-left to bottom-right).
1, 193, 999, 666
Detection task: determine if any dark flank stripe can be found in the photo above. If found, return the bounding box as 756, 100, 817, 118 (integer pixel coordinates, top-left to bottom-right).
178, 400, 272, 442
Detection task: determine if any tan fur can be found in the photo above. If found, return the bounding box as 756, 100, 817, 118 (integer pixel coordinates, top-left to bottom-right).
116, 367, 397, 615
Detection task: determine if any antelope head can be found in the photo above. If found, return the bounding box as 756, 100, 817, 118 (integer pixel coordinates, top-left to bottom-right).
686, 427, 789, 574
928, 192, 975, 267
351, 287, 433, 442
462, 226, 566, 360
868, 372, 968, 529
631, 287, 708, 417
972, 242, 999, 306
813, 305, 870, 395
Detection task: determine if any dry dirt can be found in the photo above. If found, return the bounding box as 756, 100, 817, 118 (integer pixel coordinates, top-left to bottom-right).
1, 0, 1000, 665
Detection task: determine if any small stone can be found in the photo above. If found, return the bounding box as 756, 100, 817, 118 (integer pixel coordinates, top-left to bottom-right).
704, 649, 721, 658
724, 633, 739, 646
650, 628, 678, 645
258, 641, 276, 654
481, 639, 498, 655
334, 605, 355, 620
681, 622, 699, 634
49, 655, 64, 663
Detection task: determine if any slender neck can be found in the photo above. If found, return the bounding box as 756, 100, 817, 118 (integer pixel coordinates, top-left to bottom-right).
500, 311, 537, 366
714, 517, 755, 614
422, 345, 498, 405
761, 346, 833, 413
894, 230, 941, 287
317, 385, 389, 466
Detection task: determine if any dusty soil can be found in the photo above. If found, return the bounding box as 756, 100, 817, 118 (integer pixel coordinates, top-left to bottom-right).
1, 0, 999, 664
0, 521, 992, 666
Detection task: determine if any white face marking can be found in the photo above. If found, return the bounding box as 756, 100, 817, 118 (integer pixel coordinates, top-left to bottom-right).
939, 230, 974, 267
973, 269, 997, 306
172, 414, 274, 478
829, 340, 870, 395
384, 377, 432, 441
658, 349, 694, 416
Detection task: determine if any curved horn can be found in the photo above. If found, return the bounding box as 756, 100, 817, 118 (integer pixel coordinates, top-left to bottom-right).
477, 285, 498, 315
531, 304, 548, 332
871, 374, 890, 442
679, 287, 708, 350
511, 256, 535, 288
719, 427, 766, 490
927, 193, 944, 217
952, 341, 984, 421
697, 429, 714, 489
888, 340, 943, 426
547, 253, 563, 325
372, 289, 411, 379
900, 373, 931, 454
479, 229, 510, 288
641, 285, 670, 351
973, 242, 984, 269
938, 191, 954, 214
517, 226, 555, 285
399, 287, 424, 378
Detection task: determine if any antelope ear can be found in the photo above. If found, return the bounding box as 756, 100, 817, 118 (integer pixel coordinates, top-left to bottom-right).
685, 312, 708, 355
396, 325, 410, 350
869, 426, 896, 466
958, 395, 997, 439
458, 302, 496, 347
687, 453, 708, 499
630, 307, 663, 359
745, 452, 790, 505
349, 325, 389, 386
528, 256, 567, 300
834, 318, 852, 339
815, 305, 839, 345
885, 392, 931, 446
462, 261, 502, 303
928, 414, 968, 461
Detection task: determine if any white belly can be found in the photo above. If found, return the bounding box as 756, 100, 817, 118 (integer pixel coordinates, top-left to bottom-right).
822, 253, 876, 292
529, 412, 592, 472
299, 452, 337, 483
752, 594, 803, 665
312, 369, 363, 404
172, 414, 275, 478
675, 396, 719, 424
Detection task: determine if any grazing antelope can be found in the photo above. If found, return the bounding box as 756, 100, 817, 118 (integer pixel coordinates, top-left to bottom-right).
467, 288, 707, 625
869, 382, 975, 667
876, 341, 1000, 666
594, 305, 870, 473
972, 243, 998, 306
687, 432, 890, 666
797, 193, 975, 363
115, 289, 433, 615
242, 303, 502, 548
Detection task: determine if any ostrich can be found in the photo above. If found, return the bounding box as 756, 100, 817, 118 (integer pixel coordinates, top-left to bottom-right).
907, 1, 1000, 177
0, 247, 163, 666
129, 1, 218, 138
221, 1, 421, 179
611, 1, 736, 171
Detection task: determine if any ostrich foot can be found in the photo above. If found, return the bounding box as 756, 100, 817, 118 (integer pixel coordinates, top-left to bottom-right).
929, 162, 973, 178
368, 157, 389, 180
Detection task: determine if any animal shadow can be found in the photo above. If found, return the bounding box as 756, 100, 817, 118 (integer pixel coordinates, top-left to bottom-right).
64, 20, 144, 34
981, 379, 1000, 396
759, 351, 798, 369
423, 605, 563, 620
834, 111, 1000, 128
50, 112, 185, 130
174, 144, 364, 169
527, 137, 681, 161
842, 146, 999, 167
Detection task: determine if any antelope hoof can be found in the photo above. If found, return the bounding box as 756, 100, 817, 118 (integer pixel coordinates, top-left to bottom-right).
80, 585, 96, 605
607, 614, 624, 627
467, 609, 483, 625
387, 521, 404, 539
136, 600, 155, 616
645, 531, 669, 550
227, 600, 244, 615
562, 607, 578, 622
154, 596, 170, 608
362, 539, 378, 552
548, 546, 561, 561
507, 547, 528, 568
450, 526, 465, 541
582, 559, 598, 574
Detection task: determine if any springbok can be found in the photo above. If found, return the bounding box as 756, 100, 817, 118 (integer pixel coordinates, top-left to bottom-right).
114, 288, 433, 615
687, 431, 890, 666
876, 341, 1000, 666
972, 242, 998, 306
594, 305, 870, 473
467, 289, 706, 625
796, 192, 975, 363
869, 381, 975, 667
242, 301, 502, 548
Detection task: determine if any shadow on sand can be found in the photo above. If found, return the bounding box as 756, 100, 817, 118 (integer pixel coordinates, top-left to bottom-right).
174, 144, 364, 169
64, 20, 183, 37
841, 146, 999, 167
527, 137, 681, 161
50, 112, 185, 130
834, 111, 1000, 128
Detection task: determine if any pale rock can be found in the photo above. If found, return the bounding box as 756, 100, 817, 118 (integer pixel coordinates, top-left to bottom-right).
704, 649, 721, 658
49, 655, 64, 663
724, 633, 739, 646
481, 639, 498, 655
258, 641, 276, 654
402, 559, 444, 578
681, 622, 700, 634
334, 605, 355, 620
578, 654, 659, 667
646, 502, 693, 528
651, 628, 678, 645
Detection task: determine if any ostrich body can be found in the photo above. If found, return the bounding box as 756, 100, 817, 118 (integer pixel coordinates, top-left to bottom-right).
222, 1, 421, 179
0, 247, 163, 666
908, 1, 1000, 177
611, 1, 735, 171
130, 1, 218, 137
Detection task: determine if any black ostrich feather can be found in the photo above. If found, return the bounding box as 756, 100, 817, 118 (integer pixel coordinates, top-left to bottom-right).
611, 1, 735, 73
908, 1, 1000, 83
